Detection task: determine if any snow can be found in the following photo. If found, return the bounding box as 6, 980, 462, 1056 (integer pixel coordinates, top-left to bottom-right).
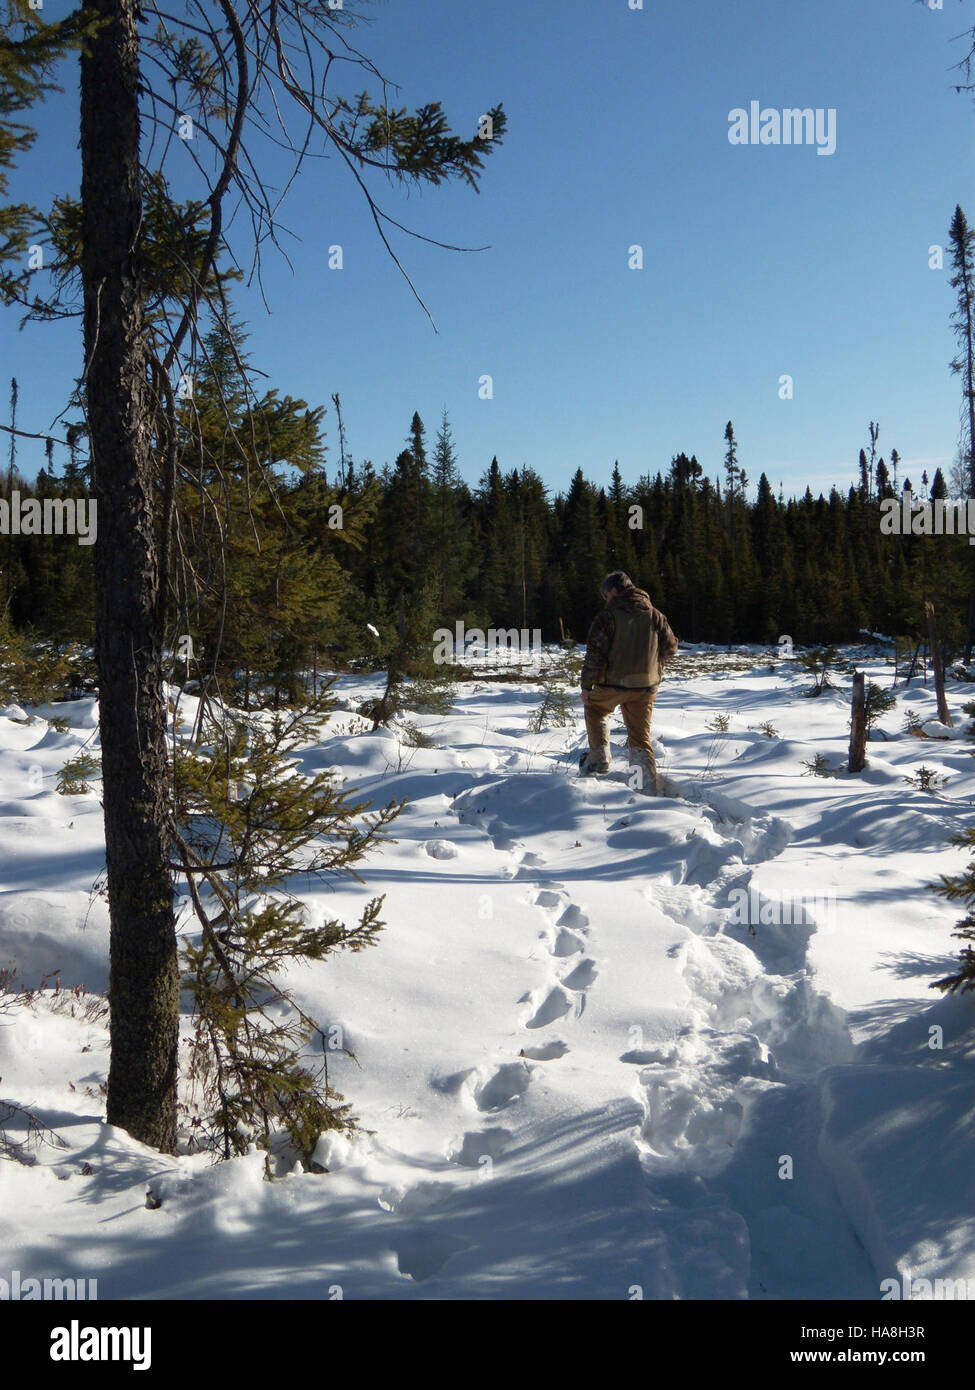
1, 646, 974, 1299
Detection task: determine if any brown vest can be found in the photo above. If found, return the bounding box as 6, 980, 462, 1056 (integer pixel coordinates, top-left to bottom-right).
603, 607, 659, 688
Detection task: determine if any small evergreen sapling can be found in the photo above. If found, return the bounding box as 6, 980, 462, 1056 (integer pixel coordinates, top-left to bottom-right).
801, 752, 835, 777
0, 615, 78, 706
799, 646, 838, 697
904, 766, 947, 793
171, 694, 402, 1166
398, 720, 436, 748
863, 682, 896, 739
904, 707, 926, 737
527, 651, 581, 734
933, 828, 975, 994
56, 750, 100, 794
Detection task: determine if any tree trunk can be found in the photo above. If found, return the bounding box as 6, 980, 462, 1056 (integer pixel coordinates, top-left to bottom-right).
848, 671, 867, 773
925, 601, 954, 727
81, 0, 178, 1152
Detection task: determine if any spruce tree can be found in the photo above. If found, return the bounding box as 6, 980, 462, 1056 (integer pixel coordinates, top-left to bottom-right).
429, 409, 470, 623
173, 696, 402, 1163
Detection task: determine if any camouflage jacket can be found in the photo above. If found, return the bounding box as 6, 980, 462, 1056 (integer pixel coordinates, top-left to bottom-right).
580, 586, 678, 690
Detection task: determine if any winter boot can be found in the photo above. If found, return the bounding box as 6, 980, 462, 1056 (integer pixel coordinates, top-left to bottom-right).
578, 750, 610, 777
626, 746, 658, 795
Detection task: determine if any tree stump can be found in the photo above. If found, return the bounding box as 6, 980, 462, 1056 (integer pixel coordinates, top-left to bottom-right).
849, 671, 867, 773
925, 601, 954, 727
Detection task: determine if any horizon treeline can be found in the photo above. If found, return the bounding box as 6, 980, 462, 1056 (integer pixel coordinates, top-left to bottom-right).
1, 345, 969, 699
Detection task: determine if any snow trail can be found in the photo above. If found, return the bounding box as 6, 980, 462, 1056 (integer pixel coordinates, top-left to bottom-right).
345, 755, 877, 1297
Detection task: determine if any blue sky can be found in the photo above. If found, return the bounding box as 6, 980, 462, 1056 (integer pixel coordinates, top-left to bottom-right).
4, 0, 975, 498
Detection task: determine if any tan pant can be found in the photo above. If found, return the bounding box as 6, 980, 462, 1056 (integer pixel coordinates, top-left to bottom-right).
584, 684, 659, 787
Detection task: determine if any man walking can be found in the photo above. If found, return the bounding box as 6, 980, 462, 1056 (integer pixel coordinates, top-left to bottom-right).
579, 571, 678, 793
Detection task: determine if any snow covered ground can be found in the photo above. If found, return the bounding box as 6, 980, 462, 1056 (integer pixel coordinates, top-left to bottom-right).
1, 645, 974, 1300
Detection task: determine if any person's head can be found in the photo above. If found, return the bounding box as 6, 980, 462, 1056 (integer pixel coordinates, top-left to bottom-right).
600, 571, 633, 603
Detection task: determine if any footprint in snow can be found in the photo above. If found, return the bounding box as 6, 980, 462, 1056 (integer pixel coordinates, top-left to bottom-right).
393, 1232, 471, 1283
447, 1128, 513, 1167
555, 903, 589, 931
378, 1180, 451, 1216
520, 1040, 569, 1061
619, 1046, 677, 1065
533, 889, 564, 910
552, 927, 585, 957
523, 984, 573, 1029
487, 817, 518, 852
473, 1060, 532, 1112
561, 957, 598, 991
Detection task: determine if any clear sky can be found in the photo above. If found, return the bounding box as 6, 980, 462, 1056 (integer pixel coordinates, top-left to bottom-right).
4, 0, 975, 499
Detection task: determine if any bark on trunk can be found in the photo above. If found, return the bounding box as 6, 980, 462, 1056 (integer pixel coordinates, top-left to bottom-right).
848, 671, 867, 773
80, 0, 178, 1152
925, 601, 954, 727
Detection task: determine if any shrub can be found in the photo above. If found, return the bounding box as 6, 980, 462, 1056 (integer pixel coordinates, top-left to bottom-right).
799, 646, 838, 697
904, 766, 947, 793
864, 682, 896, 738
56, 751, 100, 794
